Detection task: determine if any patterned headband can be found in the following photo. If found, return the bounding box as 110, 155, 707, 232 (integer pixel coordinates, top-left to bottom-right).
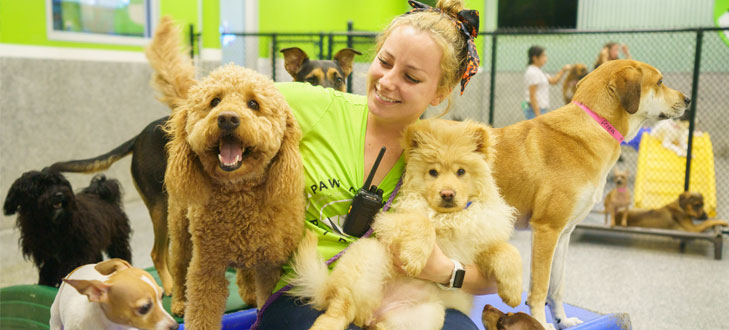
404, 0, 480, 95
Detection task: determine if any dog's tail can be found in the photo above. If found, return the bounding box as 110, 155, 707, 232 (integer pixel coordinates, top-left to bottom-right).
286, 231, 331, 308
81, 175, 123, 206
49, 136, 136, 174
145, 16, 196, 110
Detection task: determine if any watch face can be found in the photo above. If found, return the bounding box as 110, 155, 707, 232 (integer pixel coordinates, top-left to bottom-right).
452, 269, 466, 288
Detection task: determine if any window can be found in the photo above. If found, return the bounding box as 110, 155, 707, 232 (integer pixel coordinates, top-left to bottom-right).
47, 0, 157, 45
498, 0, 577, 29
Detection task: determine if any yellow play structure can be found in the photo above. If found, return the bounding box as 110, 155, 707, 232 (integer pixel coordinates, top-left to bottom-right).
634, 133, 717, 217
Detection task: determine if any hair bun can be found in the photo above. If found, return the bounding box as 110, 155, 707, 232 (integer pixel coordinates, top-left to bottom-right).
436, 0, 465, 17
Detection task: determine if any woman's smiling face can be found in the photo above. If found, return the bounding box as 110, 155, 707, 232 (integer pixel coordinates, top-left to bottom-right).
367, 25, 445, 124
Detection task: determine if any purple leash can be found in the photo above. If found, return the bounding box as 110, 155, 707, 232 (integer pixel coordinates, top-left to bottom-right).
250, 178, 403, 330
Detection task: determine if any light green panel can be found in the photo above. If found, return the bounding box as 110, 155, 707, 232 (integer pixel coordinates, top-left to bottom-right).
0, 0, 218, 52
202, 0, 221, 48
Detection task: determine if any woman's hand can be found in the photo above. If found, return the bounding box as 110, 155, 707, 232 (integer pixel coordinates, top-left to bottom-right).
621, 44, 631, 59
415, 242, 454, 284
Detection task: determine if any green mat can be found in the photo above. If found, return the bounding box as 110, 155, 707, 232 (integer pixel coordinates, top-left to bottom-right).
0, 268, 250, 329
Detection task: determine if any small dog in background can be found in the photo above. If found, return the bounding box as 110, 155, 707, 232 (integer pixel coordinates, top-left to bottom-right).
604, 168, 632, 227
482, 305, 545, 330
3, 169, 132, 287
561, 63, 588, 104
49, 258, 178, 330
280, 47, 361, 91
616, 192, 728, 232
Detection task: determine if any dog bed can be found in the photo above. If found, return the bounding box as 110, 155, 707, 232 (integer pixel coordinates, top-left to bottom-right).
634, 133, 717, 217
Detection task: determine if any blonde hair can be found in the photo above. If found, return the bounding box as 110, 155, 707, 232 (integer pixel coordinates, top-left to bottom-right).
373, 0, 469, 116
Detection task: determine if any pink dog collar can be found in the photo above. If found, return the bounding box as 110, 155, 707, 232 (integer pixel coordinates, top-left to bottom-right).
572, 101, 624, 143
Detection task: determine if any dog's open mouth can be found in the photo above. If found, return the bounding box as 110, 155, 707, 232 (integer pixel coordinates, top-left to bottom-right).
216, 135, 253, 172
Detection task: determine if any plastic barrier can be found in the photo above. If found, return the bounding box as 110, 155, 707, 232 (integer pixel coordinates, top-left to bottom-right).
634, 133, 717, 217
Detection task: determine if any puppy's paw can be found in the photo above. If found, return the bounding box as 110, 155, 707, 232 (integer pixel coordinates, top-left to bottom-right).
171, 300, 186, 317
397, 240, 431, 277
557, 316, 583, 329
542, 321, 558, 330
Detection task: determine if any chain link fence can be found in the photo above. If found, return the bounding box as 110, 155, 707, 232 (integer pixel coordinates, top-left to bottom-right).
192, 27, 729, 220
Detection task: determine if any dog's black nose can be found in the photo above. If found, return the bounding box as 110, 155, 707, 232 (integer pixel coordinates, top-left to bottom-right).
218, 112, 240, 131
440, 190, 455, 201
169, 324, 180, 330
684, 96, 691, 106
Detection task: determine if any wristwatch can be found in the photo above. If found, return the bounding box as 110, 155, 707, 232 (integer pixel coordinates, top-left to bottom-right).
437, 259, 466, 290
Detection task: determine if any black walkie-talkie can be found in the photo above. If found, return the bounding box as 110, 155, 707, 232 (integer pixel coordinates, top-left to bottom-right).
343, 146, 386, 237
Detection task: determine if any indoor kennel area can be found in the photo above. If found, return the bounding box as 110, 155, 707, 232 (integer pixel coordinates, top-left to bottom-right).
1, 0, 728, 329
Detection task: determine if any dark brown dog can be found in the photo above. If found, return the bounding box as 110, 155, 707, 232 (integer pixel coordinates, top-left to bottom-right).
603, 168, 631, 226
49, 46, 360, 296
562, 63, 588, 104
616, 192, 728, 232
280, 47, 361, 91
482, 305, 545, 330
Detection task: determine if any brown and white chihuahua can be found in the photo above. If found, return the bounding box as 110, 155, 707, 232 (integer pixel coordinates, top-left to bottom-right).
50, 259, 178, 330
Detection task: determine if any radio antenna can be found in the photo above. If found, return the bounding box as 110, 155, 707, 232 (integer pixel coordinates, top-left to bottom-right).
363, 146, 386, 190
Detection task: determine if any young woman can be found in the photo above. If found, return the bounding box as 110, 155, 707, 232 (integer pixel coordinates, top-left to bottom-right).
256, 1, 495, 329
594, 41, 631, 69
522, 45, 571, 119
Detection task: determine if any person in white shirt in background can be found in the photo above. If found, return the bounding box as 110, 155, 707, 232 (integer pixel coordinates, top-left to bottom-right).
522, 45, 570, 119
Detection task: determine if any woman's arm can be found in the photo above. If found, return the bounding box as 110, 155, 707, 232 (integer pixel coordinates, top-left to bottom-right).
547, 65, 571, 85
413, 242, 498, 295
528, 85, 540, 116
622, 44, 631, 59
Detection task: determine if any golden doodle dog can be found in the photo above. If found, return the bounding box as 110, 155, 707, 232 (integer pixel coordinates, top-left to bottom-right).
492, 59, 690, 329
561, 63, 588, 104
289, 119, 522, 330
146, 17, 305, 329
616, 192, 728, 232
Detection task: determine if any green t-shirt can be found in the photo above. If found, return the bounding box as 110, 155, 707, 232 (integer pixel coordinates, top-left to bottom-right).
274, 82, 405, 291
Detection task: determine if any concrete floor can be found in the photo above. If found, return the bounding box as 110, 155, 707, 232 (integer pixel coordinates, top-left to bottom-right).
1, 197, 727, 330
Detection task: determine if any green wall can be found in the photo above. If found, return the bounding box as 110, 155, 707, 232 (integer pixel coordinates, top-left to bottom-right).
257, 0, 486, 60
0, 0, 220, 52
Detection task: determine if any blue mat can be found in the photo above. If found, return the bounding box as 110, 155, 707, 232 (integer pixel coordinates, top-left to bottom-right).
179, 308, 258, 330
469, 292, 631, 329
198, 292, 631, 330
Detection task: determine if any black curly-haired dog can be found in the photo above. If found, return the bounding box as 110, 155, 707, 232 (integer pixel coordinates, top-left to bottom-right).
3, 169, 132, 287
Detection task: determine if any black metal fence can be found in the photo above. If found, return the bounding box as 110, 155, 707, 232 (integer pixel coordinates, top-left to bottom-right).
190, 26, 729, 220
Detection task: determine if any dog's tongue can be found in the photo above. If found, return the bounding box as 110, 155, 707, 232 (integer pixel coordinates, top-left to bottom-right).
219, 140, 242, 164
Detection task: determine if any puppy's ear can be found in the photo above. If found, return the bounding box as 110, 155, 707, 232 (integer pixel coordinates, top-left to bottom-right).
678, 192, 692, 210
333, 48, 362, 77
401, 122, 426, 159
95, 258, 132, 275
146, 16, 197, 110
609, 66, 642, 114
281, 47, 309, 78
64, 279, 110, 303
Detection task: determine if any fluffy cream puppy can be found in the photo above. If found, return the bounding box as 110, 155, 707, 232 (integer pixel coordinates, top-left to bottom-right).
289, 119, 523, 330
